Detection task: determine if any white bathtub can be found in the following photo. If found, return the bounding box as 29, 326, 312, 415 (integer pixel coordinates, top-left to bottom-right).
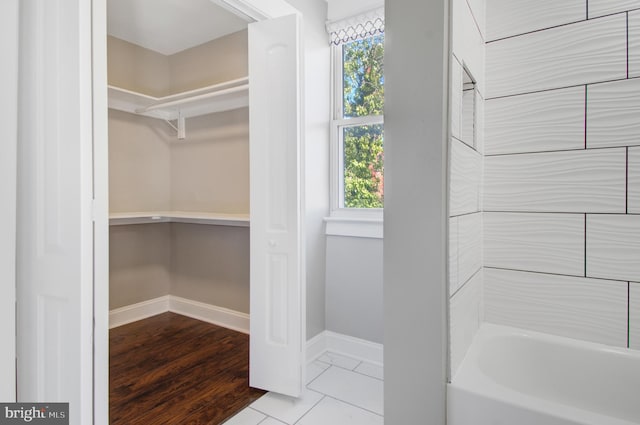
448, 324, 640, 425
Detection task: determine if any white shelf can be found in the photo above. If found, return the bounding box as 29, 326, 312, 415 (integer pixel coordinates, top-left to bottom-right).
108, 77, 249, 120
109, 211, 250, 227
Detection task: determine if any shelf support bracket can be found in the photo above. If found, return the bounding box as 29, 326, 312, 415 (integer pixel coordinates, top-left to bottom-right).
177, 111, 186, 140
164, 111, 186, 140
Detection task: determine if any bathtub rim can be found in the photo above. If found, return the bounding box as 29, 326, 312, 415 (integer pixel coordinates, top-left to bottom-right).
449, 323, 640, 425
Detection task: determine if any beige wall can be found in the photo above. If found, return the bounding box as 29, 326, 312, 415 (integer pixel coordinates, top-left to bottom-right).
170, 224, 250, 313
109, 30, 250, 312
169, 30, 248, 93
107, 30, 247, 96
107, 36, 171, 96
170, 108, 249, 213
108, 109, 172, 213
110, 224, 171, 309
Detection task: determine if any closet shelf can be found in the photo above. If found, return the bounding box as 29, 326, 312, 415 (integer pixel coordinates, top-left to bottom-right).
108, 77, 249, 120
109, 211, 250, 227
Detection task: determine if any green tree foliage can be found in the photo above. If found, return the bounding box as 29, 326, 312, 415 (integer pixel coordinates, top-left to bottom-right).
342, 35, 384, 208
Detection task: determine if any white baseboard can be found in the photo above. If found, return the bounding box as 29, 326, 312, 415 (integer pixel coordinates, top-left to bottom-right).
109, 296, 170, 329
169, 296, 250, 334
110, 300, 381, 366
306, 331, 328, 363
307, 330, 384, 366
109, 295, 249, 333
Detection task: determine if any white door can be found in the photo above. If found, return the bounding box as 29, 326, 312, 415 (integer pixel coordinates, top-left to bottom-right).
0, 0, 19, 403
249, 13, 305, 397
17, 1, 95, 424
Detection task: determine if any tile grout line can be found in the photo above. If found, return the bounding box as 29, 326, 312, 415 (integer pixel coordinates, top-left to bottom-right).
584, 85, 588, 150
626, 147, 629, 214
486, 75, 640, 101
486, 18, 588, 44
584, 213, 587, 277
483, 210, 637, 215
485, 144, 630, 157
484, 265, 631, 284
450, 267, 482, 298
321, 395, 384, 419
305, 363, 332, 387
291, 394, 327, 425
313, 360, 384, 382
450, 210, 482, 219
486, 8, 640, 44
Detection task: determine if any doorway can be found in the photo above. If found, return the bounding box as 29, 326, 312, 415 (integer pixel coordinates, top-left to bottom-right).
106, 1, 254, 420
14, 0, 305, 422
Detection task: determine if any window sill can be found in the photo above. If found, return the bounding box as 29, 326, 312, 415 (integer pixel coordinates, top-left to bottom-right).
324, 216, 383, 239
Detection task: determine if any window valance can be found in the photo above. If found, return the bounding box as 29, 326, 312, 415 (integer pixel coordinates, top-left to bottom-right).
326, 7, 384, 46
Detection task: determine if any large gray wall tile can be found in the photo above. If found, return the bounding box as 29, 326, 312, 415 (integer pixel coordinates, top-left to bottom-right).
589, 0, 640, 19
630, 147, 640, 213
466, 0, 486, 39
475, 91, 485, 155
484, 148, 626, 213
484, 212, 584, 275
450, 271, 483, 376
460, 87, 476, 148
486, 0, 585, 41
629, 11, 640, 78
458, 212, 482, 290
449, 217, 459, 294
485, 86, 585, 155
587, 78, 640, 148
452, 0, 485, 94
450, 139, 482, 216
586, 214, 640, 282
484, 268, 628, 347
486, 14, 626, 98
451, 58, 463, 141
631, 282, 640, 350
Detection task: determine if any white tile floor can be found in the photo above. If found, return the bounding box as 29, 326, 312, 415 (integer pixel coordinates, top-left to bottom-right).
223, 352, 384, 425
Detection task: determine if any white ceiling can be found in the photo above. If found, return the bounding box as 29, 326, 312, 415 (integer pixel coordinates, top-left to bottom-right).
107, 0, 249, 56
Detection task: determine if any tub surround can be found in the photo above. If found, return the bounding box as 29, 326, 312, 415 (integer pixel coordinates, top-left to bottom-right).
448, 0, 486, 378
483, 0, 640, 355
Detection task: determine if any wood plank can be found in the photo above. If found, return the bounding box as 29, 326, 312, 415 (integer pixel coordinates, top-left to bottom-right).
110, 312, 265, 425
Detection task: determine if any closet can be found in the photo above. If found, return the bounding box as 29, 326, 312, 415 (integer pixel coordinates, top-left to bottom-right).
107, 1, 253, 324
106, 0, 306, 402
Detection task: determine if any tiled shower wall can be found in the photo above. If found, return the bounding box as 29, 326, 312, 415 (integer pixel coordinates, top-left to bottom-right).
484, 0, 640, 350
449, 0, 485, 377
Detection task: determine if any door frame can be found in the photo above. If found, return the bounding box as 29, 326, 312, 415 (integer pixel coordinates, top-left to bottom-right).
0, 0, 19, 403
92, 0, 304, 422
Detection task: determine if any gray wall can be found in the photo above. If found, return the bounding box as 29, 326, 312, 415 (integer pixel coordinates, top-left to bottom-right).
109, 224, 171, 309
384, 0, 449, 423
326, 236, 383, 343
170, 224, 250, 313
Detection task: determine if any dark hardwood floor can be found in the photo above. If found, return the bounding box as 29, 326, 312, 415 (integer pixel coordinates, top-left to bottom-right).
110, 312, 265, 425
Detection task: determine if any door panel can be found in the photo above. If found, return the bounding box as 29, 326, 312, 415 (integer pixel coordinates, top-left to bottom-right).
249, 13, 305, 397
0, 0, 19, 403
17, 0, 94, 423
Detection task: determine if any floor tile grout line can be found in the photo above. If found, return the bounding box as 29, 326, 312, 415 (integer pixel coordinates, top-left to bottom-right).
291, 395, 327, 425
312, 360, 384, 382
322, 395, 384, 418
305, 363, 332, 387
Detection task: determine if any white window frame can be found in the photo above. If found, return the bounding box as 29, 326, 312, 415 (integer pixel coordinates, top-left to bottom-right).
327, 39, 384, 238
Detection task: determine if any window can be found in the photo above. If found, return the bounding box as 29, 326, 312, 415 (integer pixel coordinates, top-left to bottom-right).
331, 30, 384, 216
